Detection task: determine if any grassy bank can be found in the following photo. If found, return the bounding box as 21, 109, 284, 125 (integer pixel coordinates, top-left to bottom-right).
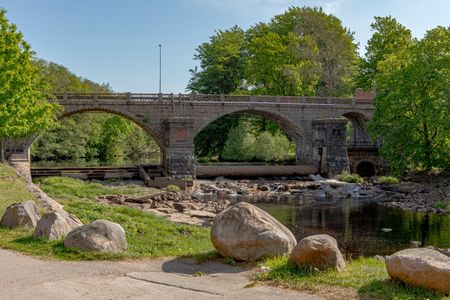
256, 256, 446, 300
0, 164, 37, 214
0, 164, 214, 260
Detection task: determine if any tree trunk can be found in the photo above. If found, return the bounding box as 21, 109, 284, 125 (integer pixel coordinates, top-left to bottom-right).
0, 139, 5, 163
423, 120, 432, 171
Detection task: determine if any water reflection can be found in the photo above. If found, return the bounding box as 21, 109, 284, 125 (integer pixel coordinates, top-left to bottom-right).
255, 199, 450, 257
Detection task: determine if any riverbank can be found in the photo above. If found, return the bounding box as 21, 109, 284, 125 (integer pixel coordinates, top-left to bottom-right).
192, 175, 449, 214
0, 165, 214, 260
1, 164, 448, 299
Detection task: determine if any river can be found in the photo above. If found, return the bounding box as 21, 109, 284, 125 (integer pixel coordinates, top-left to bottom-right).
254, 198, 449, 257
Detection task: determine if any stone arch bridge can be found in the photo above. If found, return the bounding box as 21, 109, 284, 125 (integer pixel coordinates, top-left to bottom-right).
6, 90, 380, 178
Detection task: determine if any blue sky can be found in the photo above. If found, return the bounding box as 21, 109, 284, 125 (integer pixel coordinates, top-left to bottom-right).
1, 0, 449, 93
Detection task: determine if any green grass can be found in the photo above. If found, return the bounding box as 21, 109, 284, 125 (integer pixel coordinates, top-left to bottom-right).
336, 171, 365, 184
256, 256, 447, 300
166, 184, 181, 193
0, 167, 214, 261
33, 176, 154, 200
433, 201, 450, 210
0, 164, 38, 215
377, 176, 400, 184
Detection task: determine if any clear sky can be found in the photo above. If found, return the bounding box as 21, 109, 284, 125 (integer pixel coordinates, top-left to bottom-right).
1, 0, 449, 93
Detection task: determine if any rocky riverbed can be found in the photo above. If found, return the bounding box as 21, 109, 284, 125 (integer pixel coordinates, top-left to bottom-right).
95, 174, 449, 227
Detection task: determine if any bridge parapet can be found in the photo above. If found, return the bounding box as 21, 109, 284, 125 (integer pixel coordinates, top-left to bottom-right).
54, 93, 373, 107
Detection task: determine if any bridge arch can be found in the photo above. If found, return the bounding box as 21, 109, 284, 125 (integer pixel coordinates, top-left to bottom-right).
193, 108, 314, 163
342, 111, 371, 146
25, 107, 164, 167
59, 107, 164, 149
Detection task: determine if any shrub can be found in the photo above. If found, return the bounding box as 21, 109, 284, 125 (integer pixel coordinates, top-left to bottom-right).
222, 122, 256, 161
377, 176, 399, 184
253, 132, 295, 162
336, 171, 364, 184
432, 201, 450, 210
166, 185, 181, 192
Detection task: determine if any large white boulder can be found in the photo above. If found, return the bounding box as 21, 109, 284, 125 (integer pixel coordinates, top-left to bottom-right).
33, 210, 83, 241
0, 201, 40, 228
211, 202, 296, 261
64, 220, 127, 253
386, 248, 450, 294
288, 234, 346, 271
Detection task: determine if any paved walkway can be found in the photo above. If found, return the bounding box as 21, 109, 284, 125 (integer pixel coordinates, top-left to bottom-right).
0, 249, 321, 300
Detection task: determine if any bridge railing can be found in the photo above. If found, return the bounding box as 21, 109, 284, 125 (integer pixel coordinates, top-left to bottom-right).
54, 93, 372, 106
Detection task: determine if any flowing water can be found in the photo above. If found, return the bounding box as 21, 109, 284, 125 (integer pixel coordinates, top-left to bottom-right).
253, 198, 450, 257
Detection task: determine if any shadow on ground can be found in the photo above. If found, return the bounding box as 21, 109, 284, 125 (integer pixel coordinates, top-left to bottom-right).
162, 256, 248, 275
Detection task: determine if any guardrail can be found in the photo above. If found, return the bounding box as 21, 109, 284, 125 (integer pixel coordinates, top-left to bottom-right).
54, 93, 373, 106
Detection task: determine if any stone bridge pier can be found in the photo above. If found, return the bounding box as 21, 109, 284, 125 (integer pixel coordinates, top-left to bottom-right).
163, 117, 195, 177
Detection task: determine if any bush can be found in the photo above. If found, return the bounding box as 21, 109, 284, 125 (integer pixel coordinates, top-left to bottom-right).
253, 132, 295, 162
377, 176, 399, 184
221, 122, 256, 161
336, 171, 364, 184
166, 185, 181, 192
221, 121, 296, 162
432, 201, 450, 210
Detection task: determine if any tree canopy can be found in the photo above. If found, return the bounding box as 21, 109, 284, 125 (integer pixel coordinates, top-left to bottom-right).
0, 9, 59, 160
188, 7, 358, 97
368, 24, 450, 173
357, 16, 413, 90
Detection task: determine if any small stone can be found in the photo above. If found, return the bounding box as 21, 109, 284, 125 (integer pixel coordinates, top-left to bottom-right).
288, 234, 346, 271
187, 210, 216, 219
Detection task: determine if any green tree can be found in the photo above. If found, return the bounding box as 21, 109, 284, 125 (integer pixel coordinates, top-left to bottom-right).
0, 9, 59, 161
253, 131, 295, 162
268, 7, 359, 96
221, 122, 256, 161
369, 26, 450, 173
357, 16, 413, 90
245, 26, 319, 95
187, 26, 245, 94
35, 59, 112, 93
97, 116, 133, 161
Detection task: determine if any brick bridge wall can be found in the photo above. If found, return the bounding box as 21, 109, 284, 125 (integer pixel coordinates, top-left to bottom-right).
6, 91, 377, 178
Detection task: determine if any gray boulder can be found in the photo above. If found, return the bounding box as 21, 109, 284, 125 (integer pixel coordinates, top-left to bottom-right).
0, 201, 40, 228
289, 234, 346, 271
211, 202, 296, 261
64, 220, 127, 253
33, 210, 83, 241
386, 248, 450, 294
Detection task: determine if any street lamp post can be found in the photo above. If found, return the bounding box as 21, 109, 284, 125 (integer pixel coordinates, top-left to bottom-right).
158, 44, 162, 94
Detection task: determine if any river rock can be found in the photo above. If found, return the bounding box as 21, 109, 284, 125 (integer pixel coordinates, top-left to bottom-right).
0, 201, 40, 228
64, 220, 127, 253
288, 234, 346, 271
187, 210, 216, 219
385, 248, 450, 293
33, 210, 83, 240
211, 202, 296, 261
167, 213, 204, 226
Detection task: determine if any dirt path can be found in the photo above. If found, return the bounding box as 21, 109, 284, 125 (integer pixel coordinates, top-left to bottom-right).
0, 249, 321, 300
